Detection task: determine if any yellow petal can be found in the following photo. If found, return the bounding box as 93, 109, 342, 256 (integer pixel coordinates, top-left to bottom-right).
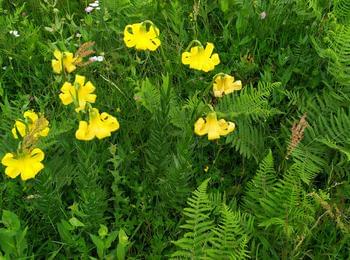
202, 61, 216, 73
95, 128, 112, 139
59, 93, 73, 105
12, 121, 27, 138
61, 82, 74, 93
146, 25, 160, 39
53, 49, 62, 60
5, 166, 21, 179
86, 94, 97, 103
210, 53, 220, 66
147, 38, 161, 51
124, 25, 137, 48
194, 118, 208, 136
52, 60, 62, 74
101, 112, 120, 132
63, 52, 74, 63
1, 153, 15, 166
63, 52, 77, 73
226, 80, 242, 93
75, 121, 94, 141
24, 110, 38, 123
11, 127, 18, 139
21, 162, 44, 181
30, 148, 45, 162
218, 119, 235, 136
187, 46, 204, 70
20, 166, 35, 181
206, 113, 221, 140
83, 81, 95, 93
213, 76, 225, 97
40, 127, 50, 137
181, 52, 191, 65
75, 75, 86, 87
59, 82, 75, 105
204, 42, 215, 57
65, 64, 77, 73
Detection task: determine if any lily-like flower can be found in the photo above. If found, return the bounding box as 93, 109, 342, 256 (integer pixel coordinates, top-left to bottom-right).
182, 42, 220, 72
12, 110, 49, 139
52, 50, 81, 74
213, 74, 242, 97
123, 21, 161, 51
194, 112, 235, 140
59, 75, 97, 112
1, 148, 45, 181
75, 108, 120, 141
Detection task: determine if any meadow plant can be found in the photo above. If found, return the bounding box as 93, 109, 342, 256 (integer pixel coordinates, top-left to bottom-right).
1, 0, 350, 259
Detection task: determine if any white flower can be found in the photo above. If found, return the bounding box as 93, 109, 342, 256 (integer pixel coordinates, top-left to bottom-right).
85, 6, 94, 13
89, 2, 99, 7
9, 30, 20, 37
89, 56, 104, 62
260, 11, 267, 20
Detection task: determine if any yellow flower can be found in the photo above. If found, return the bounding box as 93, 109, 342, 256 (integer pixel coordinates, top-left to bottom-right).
75, 108, 120, 141
194, 112, 235, 140
123, 22, 161, 51
1, 148, 45, 181
182, 42, 220, 72
59, 75, 97, 112
52, 50, 81, 74
12, 110, 49, 139
213, 74, 242, 97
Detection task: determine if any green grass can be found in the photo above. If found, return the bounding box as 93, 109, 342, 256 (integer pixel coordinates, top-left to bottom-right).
0, 0, 350, 259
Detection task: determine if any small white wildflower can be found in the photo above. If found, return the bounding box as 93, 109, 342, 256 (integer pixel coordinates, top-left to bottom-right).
85, 6, 94, 13
260, 11, 267, 20
89, 2, 99, 7
89, 55, 104, 62
76, 33, 82, 38
9, 30, 20, 37
2, 66, 7, 70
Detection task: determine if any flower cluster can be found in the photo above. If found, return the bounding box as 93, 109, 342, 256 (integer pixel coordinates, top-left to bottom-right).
53, 44, 120, 141
85, 0, 100, 13
122, 20, 242, 141
1, 111, 49, 181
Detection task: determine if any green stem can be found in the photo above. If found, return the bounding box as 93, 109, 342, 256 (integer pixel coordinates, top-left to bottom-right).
185, 39, 203, 51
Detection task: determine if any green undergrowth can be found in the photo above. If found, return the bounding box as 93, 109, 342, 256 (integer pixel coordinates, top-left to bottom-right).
0, 0, 350, 259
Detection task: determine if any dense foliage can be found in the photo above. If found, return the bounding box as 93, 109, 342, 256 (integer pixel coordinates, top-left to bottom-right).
0, 0, 350, 258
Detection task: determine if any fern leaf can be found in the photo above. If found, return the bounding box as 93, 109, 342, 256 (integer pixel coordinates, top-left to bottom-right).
210, 204, 249, 260
217, 81, 281, 120
172, 179, 214, 259
243, 151, 277, 212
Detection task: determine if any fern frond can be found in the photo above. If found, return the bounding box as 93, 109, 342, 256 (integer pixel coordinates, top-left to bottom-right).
172, 179, 214, 259
217, 81, 281, 120
289, 143, 326, 184
243, 151, 277, 212
210, 204, 249, 260
225, 118, 266, 161
334, 0, 350, 22
315, 25, 350, 86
